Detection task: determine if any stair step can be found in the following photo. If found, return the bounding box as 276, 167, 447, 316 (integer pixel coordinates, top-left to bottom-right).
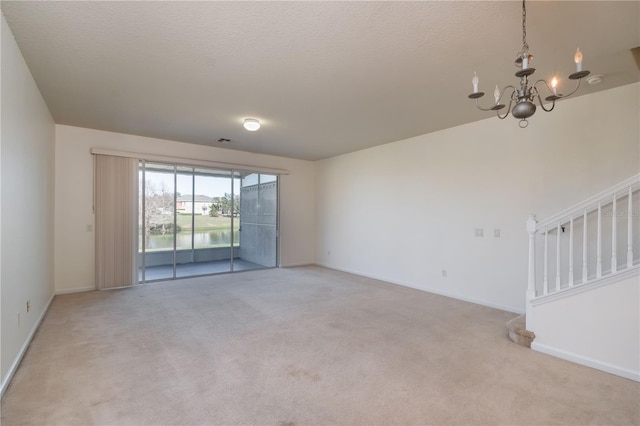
506, 314, 535, 348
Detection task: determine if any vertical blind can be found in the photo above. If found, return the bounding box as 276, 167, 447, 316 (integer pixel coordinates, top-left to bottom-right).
94, 154, 138, 289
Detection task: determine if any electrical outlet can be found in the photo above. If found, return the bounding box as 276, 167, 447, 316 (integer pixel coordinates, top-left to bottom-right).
442, 269, 447, 277
26, 300, 30, 313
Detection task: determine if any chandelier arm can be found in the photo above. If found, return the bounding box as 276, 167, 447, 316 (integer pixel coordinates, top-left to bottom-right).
498, 86, 517, 105
474, 98, 500, 112
497, 98, 513, 119
558, 78, 584, 99
474, 86, 516, 112
537, 93, 555, 112
533, 78, 583, 100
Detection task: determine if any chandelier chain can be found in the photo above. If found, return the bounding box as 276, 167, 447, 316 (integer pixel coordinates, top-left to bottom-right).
522, 0, 528, 52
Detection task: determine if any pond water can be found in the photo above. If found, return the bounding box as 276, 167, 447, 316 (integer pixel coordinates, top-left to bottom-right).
145, 230, 240, 250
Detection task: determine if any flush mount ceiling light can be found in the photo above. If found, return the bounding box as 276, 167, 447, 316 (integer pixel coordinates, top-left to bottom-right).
468, 0, 590, 128
243, 118, 261, 131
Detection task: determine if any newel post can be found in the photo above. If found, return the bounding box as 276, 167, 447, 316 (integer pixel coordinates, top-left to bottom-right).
526, 214, 537, 331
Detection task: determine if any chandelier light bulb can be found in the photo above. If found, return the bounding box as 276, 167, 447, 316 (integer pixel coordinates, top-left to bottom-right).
472, 72, 479, 93
551, 77, 558, 95
574, 48, 583, 72
494, 85, 500, 104
243, 118, 261, 131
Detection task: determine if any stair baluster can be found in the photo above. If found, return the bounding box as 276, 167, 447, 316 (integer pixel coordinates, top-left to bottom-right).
526, 214, 537, 327
582, 208, 588, 283
569, 215, 574, 287
597, 202, 602, 278
556, 222, 561, 291
612, 192, 617, 273
628, 187, 633, 268
543, 227, 549, 295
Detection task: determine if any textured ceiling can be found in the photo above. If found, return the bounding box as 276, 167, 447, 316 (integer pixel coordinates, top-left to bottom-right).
2, 1, 639, 160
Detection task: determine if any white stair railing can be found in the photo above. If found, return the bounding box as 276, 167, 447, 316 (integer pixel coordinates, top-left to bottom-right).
526, 174, 640, 328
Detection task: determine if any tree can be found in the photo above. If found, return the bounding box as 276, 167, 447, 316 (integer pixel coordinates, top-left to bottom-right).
209, 199, 220, 217
143, 180, 175, 235
208, 193, 238, 216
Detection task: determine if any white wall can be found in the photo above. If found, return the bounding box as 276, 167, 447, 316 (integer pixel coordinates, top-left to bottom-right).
315, 83, 640, 313
54, 125, 316, 293
1, 14, 55, 393
531, 272, 640, 381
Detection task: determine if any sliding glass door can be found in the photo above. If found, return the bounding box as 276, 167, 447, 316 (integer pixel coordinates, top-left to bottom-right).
238, 173, 278, 269
175, 168, 235, 277
138, 162, 278, 282
140, 163, 176, 281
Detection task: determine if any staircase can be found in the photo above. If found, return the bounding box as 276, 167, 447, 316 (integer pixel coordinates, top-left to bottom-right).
517, 174, 640, 380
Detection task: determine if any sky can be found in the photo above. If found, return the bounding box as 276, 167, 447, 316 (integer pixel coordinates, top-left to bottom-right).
141, 168, 275, 197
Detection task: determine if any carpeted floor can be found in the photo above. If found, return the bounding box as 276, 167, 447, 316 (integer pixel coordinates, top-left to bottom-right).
2, 266, 639, 425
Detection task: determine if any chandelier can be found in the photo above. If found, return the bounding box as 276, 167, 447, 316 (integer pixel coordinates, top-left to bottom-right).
468, 0, 590, 128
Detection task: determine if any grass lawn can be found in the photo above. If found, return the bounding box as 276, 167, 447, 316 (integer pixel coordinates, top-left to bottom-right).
176, 214, 239, 231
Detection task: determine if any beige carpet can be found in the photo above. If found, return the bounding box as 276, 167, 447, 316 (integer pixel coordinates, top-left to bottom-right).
1, 266, 638, 425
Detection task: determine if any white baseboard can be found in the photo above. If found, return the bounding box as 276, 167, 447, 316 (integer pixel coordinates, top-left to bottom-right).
315, 262, 523, 314
532, 341, 640, 382
0, 292, 55, 398
280, 262, 315, 268
55, 286, 95, 295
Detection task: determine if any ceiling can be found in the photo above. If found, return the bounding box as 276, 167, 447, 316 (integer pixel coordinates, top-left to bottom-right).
2, 1, 639, 161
